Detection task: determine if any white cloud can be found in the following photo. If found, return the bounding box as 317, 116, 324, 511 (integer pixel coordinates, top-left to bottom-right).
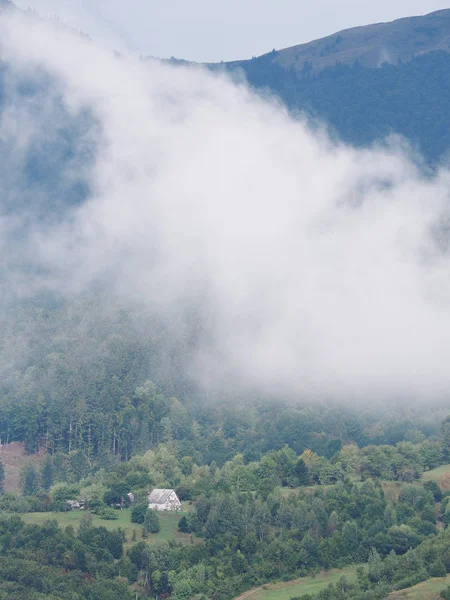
2, 9, 450, 401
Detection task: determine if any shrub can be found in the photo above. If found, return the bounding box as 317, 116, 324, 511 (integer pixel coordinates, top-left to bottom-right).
178, 515, 189, 533
96, 506, 119, 520
51, 483, 80, 502
430, 559, 447, 578
144, 509, 160, 534
441, 586, 450, 599
131, 504, 147, 524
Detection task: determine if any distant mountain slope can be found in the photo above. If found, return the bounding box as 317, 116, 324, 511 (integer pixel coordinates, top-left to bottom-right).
224, 9, 450, 73
202, 11, 450, 164
218, 50, 450, 163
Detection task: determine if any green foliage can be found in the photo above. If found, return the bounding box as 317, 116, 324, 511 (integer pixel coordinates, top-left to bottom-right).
131, 503, 147, 524
21, 462, 39, 496
80, 482, 108, 510
40, 455, 54, 491
429, 558, 447, 577
424, 479, 443, 502
79, 511, 94, 534
96, 506, 119, 520
444, 502, 450, 527
51, 482, 80, 502
0, 281, 449, 600
0, 492, 30, 513
0, 515, 132, 598
144, 508, 160, 533
178, 515, 189, 533
222, 50, 450, 165
1, 423, 450, 600
125, 470, 152, 489
67, 450, 89, 483
104, 482, 131, 506
295, 458, 309, 485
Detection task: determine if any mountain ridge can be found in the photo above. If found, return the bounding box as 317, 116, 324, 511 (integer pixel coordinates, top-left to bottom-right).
216, 9, 450, 73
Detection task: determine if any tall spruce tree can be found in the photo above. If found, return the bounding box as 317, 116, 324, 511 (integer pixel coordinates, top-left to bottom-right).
40, 455, 54, 491
21, 462, 39, 496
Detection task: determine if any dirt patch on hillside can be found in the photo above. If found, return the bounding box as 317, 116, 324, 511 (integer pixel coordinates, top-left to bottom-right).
0, 442, 45, 492
233, 587, 263, 600
388, 593, 442, 600
439, 472, 450, 491
387, 575, 450, 600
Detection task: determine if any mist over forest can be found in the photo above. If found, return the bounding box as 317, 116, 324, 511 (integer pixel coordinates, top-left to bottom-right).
2, 4, 450, 600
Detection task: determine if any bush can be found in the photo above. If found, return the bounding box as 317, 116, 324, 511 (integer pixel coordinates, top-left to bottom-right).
424, 480, 443, 502
131, 504, 147, 524
104, 482, 130, 506
0, 493, 31, 513
144, 509, 160, 534
178, 515, 190, 533
175, 484, 194, 501
125, 471, 153, 489
429, 559, 447, 578
49, 500, 70, 512
51, 483, 80, 502
96, 506, 119, 520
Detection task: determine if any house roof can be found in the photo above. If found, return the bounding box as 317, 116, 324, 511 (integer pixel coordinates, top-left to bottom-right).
147, 488, 178, 504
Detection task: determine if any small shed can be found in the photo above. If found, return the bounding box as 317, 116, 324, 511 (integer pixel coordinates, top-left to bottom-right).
147, 488, 182, 512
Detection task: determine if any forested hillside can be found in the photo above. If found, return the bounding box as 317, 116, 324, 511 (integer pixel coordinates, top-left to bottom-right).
214, 49, 450, 164
0, 0, 449, 475
2, 4, 450, 599
2, 293, 446, 462
169, 9, 450, 164
1, 415, 450, 599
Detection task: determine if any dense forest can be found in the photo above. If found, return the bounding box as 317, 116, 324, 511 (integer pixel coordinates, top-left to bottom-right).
0, 294, 446, 461
2, 413, 450, 599
2, 295, 450, 600
3, 4, 450, 600
214, 50, 450, 164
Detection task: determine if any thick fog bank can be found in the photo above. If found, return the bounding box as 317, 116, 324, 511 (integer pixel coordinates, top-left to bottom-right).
1, 10, 450, 402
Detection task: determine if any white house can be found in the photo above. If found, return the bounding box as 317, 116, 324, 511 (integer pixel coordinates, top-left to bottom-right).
147, 488, 182, 512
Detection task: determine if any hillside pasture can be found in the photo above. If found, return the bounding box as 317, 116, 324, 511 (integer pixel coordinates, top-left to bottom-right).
7, 508, 194, 546
0, 442, 45, 492
234, 564, 362, 600
387, 575, 450, 599
422, 465, 450, 491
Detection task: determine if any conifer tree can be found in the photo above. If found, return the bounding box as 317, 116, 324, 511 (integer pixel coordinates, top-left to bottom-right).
21, 462, 39, 496
41, 455, 54, 491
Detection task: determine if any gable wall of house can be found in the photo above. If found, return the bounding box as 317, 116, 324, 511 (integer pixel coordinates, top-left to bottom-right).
148, 491, 182, 512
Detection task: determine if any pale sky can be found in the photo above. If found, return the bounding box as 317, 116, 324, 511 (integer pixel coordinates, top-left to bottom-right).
14, 0, 450, 62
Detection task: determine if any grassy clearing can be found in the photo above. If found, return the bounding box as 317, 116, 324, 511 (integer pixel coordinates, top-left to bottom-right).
279, 485, 334, 499
371, 464, 450, 502
6, 507, 194, 546
235, 564, 362, 600
281, 480, 414, 503
422, 465, 450, 491
387, 575, 450, 599
279, 465, 450, 504
381, 480, 413, 502
422, 465, 450, 481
